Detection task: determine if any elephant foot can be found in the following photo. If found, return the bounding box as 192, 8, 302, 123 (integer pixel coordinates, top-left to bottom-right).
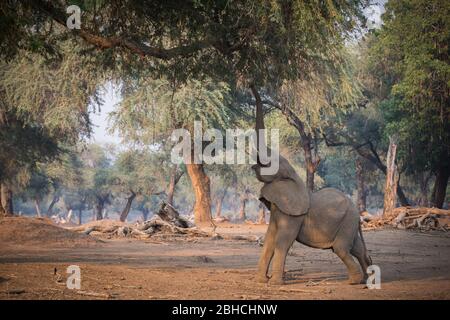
256, 274, 269, 284
348, 273, 364, 285
268, 273, 285, 286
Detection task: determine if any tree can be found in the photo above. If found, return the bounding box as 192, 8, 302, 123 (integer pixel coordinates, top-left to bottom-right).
6, 0, 369, 217
113, 149, 171, 222
0, 112, 59, 215
20, 169, 51, 217
111, 78, 237, 225
210, 165, 237, 219
0, 41, 105, 215
81, 144, 114, 220
367, 0, 450, 208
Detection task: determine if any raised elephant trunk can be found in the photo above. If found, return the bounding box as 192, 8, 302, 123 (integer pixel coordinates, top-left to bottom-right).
250, 85, 266, 165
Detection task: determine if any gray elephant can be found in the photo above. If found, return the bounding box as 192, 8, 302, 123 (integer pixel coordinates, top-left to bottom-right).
250, 86, 371, 285
252, 156, 372, 285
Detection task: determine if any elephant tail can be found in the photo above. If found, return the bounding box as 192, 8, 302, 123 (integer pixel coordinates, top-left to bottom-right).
359, 222, 372, 265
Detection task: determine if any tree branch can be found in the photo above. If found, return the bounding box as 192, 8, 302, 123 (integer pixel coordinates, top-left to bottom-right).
28, 0, 216, 60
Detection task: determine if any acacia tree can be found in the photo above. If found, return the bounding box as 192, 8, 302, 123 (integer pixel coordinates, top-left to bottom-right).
80, 144, 114, 220
112, 79, 236, 225
113, 149, 181, 222
209, 165, 239, 219
0, 41, 105, 215
8, 0, 368, 217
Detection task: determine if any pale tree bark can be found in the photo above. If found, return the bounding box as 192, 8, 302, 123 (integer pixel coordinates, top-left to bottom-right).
34, 198, 42, 217
66, 209, 73, 223
323, 134, 410, 206
383, 136, 399, 217
103, 208, 109, 219
355, 157, 367, 213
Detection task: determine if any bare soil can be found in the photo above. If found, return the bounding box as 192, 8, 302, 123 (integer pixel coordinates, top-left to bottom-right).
0, 217, 98, 247
0, 220, 449, 300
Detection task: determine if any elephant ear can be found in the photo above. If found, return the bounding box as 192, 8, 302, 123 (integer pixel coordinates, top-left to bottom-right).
260, 178, 310, 216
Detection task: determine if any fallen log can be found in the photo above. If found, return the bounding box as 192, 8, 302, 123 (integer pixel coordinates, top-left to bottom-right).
363, 206, 449, 232
67, 204, 265, 242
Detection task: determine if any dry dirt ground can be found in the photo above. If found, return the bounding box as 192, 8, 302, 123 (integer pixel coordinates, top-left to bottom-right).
0, 221, 449, 300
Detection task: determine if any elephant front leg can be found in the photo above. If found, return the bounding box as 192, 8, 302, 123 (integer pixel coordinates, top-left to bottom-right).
256, 214, 276, 283
269, 212, 302, 285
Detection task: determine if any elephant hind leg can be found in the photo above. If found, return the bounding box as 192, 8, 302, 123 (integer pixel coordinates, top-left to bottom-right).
333, 244, 364, 285
350, 236, 369, 281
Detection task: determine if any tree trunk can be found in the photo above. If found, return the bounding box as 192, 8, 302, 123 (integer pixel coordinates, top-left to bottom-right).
119, 191, 136, 222
0, 183, 4, 216
215, 190, 226, 218
431, 165, 450, 209
302, 136, 318, 192
356, 157, 367, 213
383, 136, 398, 217
167, 165, 183, 206
238, 197, 247, 221
66, 209, 73, 223
78, 209, 82, 225
323, 135, 411, 206
353, 145, 409, 206
258, 203, 266, 224
186, 162, 212, 226
418, 172, 431, 207
142, 207, 150, 221
34, 198, 42, 217
268, 96, 320, 192
1, 183, 13, 216
46, 195, 59, 216
95, 202, 104, 220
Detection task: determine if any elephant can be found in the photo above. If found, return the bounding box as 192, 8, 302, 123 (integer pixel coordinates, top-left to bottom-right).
250, 85, 371, 285
252, 156, 372, 285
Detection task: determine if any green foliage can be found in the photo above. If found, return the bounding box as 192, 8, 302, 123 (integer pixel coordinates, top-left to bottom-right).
0, 41, 107, 187
367, 0, 450, 175
113, 148, 166, 196
0, 43, 105, 142
112, 78, 236, 144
